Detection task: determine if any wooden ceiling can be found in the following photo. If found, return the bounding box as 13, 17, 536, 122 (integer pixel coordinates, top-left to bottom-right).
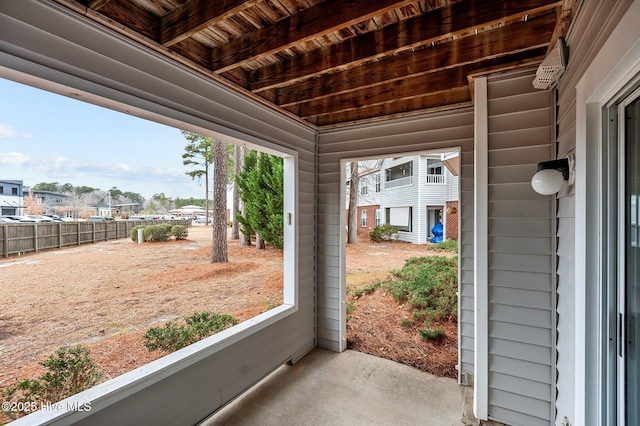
55, 0, 575, 129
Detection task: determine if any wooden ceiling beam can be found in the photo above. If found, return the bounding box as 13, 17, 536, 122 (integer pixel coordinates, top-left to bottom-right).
291, 67, 469, 118
306, 87, 473, 126
87, 0, 112, 10
250, 0, 562, 92
95, 0, 159, 40
276, 13, 556, 107
210, 0, 418, 73
292, 49, 546, 118
160, 0, 261, 47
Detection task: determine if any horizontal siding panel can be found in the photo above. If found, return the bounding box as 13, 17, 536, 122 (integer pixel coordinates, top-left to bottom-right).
490, 321, 551, 348
488, 69, 539, 96
489, 218, 551, 236
489, 109, 552, 134
489, 253, 551, 274
489, 270, 551, 291
488, 91, 553, 116
488, 183, 548, 201
489, 354, 551, 385
557, 195, 575, 218
318, 319, 340, 342
490, 371, 551, 402
489, 405, 549, 426
558, 122, 576, 159
488, 200, 551, 218
488, 164, 537, 185
318, 285, 340, 300
488, 144, 550, 167
317, 304, 340, 322
489, 236, 551, 255
489, 126, 551, 151
489, 388, 550, 421
490, 304, 551, 329
460, 320, 474, 338
490, 287, 551, 310
489, 338, 552, 366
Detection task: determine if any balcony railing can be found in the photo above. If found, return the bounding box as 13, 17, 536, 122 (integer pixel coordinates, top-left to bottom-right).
384, 176, 413, 189
425, 174, 445, 184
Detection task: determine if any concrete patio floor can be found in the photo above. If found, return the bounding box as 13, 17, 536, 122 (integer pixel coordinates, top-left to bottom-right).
201, 348, 471, 426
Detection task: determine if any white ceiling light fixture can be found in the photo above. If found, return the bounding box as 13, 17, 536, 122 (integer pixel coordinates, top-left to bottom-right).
533, 38, 566, 90
531, 153, 575, 195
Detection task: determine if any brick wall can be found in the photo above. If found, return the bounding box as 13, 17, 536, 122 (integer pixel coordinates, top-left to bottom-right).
445, 200, 458, 240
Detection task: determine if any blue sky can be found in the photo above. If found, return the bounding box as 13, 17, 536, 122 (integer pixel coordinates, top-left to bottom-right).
0, 78, 208, 200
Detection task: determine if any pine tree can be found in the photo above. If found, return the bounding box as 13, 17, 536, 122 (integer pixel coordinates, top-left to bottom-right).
235, 151, 284, 249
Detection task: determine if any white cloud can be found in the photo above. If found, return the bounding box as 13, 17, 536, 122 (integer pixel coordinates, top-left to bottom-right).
0, 124, 17, 138
0, 151, 35, 165
0, 151, 196, 197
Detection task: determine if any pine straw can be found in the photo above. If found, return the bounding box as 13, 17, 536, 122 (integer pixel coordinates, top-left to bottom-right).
346, 289, 458, 378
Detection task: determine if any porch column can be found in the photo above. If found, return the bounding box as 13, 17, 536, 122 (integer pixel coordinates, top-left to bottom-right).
473, 76, 489, 421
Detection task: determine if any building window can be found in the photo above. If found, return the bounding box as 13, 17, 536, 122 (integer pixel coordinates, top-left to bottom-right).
386, 206, 412, 232
384, 161, 413, 189
361, 209, 367, 227
360, 178, 368, 195
375, 209, 381, 226
0, 186, 3, 194
12, 187, 18, 195
375, 173, 381, 192
427, 158, 443, 175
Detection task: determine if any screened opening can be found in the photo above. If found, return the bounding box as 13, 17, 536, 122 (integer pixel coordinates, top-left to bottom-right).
342, 150, 460, 377
0, 77, 297, 422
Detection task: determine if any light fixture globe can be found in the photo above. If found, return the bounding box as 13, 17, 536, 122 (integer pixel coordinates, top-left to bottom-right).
531, 168, 565, 195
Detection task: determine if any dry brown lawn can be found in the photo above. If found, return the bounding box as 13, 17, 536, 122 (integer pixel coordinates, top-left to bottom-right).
0, 226, 457, 422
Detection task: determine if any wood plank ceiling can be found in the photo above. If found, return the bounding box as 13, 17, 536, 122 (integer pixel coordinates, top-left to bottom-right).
55, 0, 576, 129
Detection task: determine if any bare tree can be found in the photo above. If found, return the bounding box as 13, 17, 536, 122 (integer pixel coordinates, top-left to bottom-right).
211, 139, 228, 263
347, 161, 359, 244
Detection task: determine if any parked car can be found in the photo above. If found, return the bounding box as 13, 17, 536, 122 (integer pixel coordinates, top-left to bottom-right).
19, 215, 54, 223
44, 214, 64, 222
0, 215, 21, 222
87, 216, 114, 221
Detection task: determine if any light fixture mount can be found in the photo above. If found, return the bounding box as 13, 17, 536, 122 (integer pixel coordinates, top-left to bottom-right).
536, 158, 569, 180
531, 154, 575, 195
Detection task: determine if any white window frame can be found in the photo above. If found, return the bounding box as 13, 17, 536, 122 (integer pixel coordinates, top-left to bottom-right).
360, 209, 367, 227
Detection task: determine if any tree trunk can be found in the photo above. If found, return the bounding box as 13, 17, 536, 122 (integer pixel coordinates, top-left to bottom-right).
347, 161, 359, 244
239, 146, 251, 246
231, 144, 241, 240
211, 139, 228, 263
204, 150, 210, 227
255, 233, 265, 249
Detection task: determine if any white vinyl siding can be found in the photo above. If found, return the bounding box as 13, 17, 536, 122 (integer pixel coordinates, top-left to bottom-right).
484, 69, 555, 425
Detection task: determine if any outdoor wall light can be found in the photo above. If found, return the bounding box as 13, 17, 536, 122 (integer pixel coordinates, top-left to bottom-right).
531, 154, 575, 195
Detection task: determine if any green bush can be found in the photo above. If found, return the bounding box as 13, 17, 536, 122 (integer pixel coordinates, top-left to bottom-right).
388, 255, 458, 324
143, 224, 170, 242
2, 346, 101, 419
369, 223, 398, 242
144, 311, 238, 353
419, 328, 445, 341
159, 223, 173, 234
171, 225, 188, 240
432, 238, 458, 253
130, 225, 147, 242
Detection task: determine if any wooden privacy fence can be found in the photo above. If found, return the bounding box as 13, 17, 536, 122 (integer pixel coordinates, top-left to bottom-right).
0, 220, 190, 258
